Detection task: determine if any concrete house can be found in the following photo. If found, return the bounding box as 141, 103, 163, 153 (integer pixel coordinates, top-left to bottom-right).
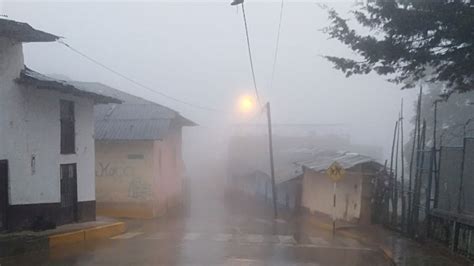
299, 151, 382, 224
92, 86, 196, 218
0, 19, 120, 231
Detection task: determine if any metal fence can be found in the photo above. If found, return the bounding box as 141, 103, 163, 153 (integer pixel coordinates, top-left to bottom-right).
461, 138, 474, 214
437, 146, 463, 213
375, 137, 474, 259
428, 138, 474, 259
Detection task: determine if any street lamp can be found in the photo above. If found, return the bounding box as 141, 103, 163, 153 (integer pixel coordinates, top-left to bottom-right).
237, 95, 256, 115
236, 95, 278, 219
231, 0, 278, 219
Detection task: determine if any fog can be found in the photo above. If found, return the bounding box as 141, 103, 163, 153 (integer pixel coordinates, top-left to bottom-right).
4, 0, 418, 177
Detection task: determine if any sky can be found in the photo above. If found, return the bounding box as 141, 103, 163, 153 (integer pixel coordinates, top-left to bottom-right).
3, 0, 418, 162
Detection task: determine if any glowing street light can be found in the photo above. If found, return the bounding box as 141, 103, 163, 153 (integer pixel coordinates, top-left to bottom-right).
237, 94, 256, 114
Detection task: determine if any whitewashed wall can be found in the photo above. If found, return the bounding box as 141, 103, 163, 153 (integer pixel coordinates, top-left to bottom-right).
0, 38, 95, 205
302, 170, 362, 221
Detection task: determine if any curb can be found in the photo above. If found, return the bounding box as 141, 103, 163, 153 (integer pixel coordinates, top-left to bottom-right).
49, 222, 126, 248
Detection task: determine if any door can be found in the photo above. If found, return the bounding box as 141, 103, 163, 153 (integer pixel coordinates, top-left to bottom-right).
0, 160, 8, 231
60, 164, 78, 224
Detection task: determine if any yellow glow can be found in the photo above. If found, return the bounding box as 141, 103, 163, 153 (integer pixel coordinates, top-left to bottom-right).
238, 95, 256, 114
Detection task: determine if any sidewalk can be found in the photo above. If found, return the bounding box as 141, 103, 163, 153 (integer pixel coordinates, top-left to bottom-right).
0, 217, 125, 258
304, 212, 471, 266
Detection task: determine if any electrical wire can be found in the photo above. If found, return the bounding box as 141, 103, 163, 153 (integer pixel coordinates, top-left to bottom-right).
241, 2, 261, 106
58, 40, 222, 113
269, 0, 284, 91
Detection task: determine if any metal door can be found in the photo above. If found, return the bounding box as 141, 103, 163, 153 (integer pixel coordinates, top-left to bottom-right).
60, 164, 78, 224
0, 160, 8, 231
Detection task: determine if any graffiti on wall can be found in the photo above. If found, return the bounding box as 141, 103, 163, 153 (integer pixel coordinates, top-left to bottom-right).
96, 161, 152, 201
128, 177, 152, 200
96, 162, 135, 178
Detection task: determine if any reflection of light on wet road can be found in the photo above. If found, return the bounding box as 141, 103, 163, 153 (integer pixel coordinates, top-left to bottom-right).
110, 232, 143, 239
0, 175, 391, 266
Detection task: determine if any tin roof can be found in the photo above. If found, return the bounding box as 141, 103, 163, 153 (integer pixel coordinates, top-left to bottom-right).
297, 150, 381, 172
0, 18, 59, 42
92, 84, 196, 140
95, 116, 172, 140
229, 139, 381, 185
16, 68, 121, 104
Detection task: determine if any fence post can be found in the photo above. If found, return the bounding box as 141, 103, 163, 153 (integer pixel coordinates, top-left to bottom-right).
457, 138, 467, 214
425, 148, 434, 236
452, 221, 460, 252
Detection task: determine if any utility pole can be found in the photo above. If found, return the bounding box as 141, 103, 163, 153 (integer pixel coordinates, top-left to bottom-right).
400, 100, 406, 231
266, 102, 278, 219
389, 120, 399, 225
457, 118, 473, 213
408, 86, 423, 233
432, 100, 441, 209
230, 0, 277, 219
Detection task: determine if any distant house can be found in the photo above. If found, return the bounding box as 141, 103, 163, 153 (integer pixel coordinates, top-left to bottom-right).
299, 151, 382, 224
91, 86, 196, 218
227, 136, 314, 211
0, 19, 121, 231
252, 170, 303, 211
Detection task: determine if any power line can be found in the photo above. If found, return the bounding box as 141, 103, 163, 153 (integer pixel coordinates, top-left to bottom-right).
241, 2, 261, 105
269, 0, 284, 91
58, 40, 222, 113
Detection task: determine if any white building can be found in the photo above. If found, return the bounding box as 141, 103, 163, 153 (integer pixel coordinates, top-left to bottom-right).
0, 19, 120, 231
300, 151, 382, 225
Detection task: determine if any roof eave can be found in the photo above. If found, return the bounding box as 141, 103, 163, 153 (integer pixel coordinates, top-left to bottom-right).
0, 18, 60, 43
16, 70, 122, 104
177, 114, 198, 127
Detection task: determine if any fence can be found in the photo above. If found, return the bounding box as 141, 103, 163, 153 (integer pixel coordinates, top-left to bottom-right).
375, 137, 474, 259
427, 138, 474, 259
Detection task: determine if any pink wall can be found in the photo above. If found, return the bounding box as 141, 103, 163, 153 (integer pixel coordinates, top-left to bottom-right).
152, 127, 185, 214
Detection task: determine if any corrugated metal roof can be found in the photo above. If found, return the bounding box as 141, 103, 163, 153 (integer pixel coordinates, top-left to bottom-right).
95, 118, 171, 140
274, 164, 303, 184
78, 80, 196, 131
69, 81, 169, 106
297, 151, 381, 172
54, 70, 198, 141
94, 103, 195, 140
94, 104, 173, 140
231, 145, 381, 185
16, 68, 121, 104
95, 104, 175, 120
0, 18, 59, 42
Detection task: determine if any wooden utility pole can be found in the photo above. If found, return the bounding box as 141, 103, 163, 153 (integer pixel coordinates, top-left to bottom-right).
393, 117, 400, 226
432, 100, 440, 209
408, 86, 422, 233
400, 99, 406, 231
412, 120, 426, 234
389, 120, 399, 225
266, 102, 278, 219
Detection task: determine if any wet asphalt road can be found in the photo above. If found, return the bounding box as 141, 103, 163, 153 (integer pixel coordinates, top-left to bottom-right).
0, 176, 391, 266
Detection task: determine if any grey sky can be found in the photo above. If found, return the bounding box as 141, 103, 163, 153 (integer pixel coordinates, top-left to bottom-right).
4, 1, 417, 157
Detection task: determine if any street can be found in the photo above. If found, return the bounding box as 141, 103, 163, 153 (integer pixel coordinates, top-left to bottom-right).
0, 175, 390, 266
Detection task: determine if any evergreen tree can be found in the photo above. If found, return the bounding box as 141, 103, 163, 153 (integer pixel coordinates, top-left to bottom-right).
324, 0, 474, 96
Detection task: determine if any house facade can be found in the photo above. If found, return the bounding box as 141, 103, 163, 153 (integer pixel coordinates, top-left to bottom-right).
92, 86, 195, 218
0, 19, 120, 231
300, 151, 382, 224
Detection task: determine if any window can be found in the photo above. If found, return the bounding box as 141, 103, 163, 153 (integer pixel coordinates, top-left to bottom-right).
60, 100, 75, 154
